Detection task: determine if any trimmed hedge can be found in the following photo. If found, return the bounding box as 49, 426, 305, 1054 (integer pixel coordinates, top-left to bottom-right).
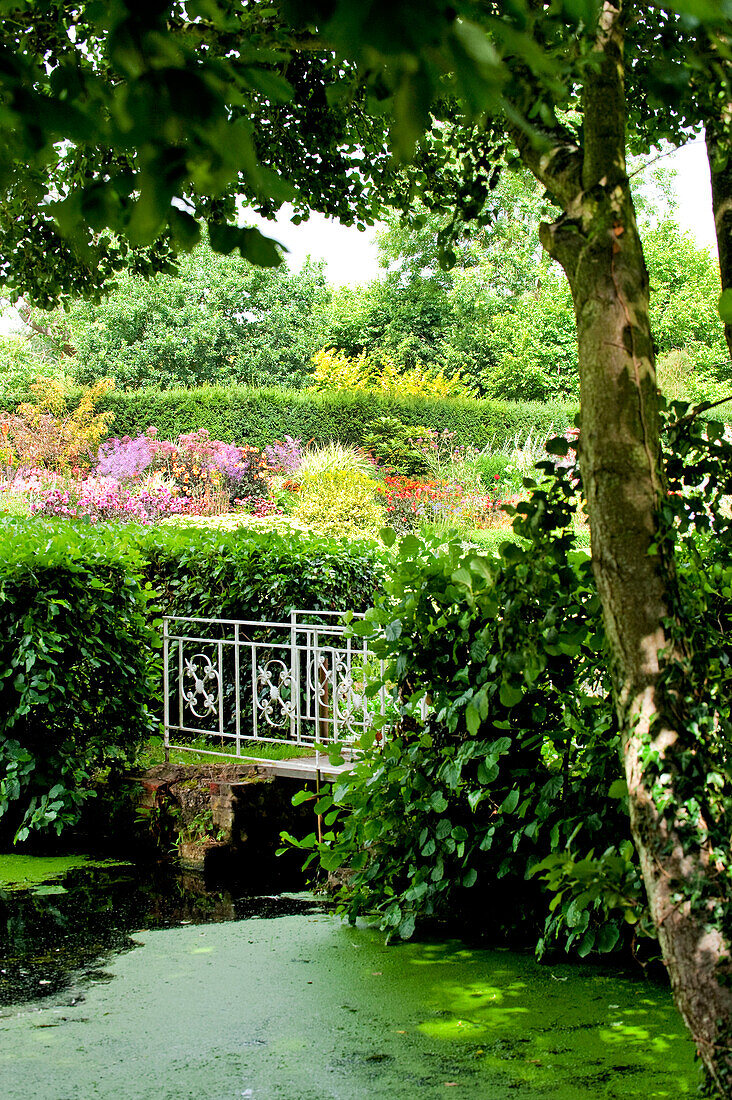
140, 521, 387, 620
0, 520, 158, 843
4, 384, 731, 453
98, 386, 578, 449
0, 384, 578, 449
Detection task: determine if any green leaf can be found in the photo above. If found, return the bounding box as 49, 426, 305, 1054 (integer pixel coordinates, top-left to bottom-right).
398, 913, 416, 939
430, 791, 448, 813
499, 681, 523, 707
291, 788, 314, 806
545, 436, 570, 456
500, 789, 519, 814
577, 929, 595, 957
719, 289, 732, 324
169, 208, 202, 251
608, 779, 627, 799
466, 698, 481, 736
240, 67, 293, 103
596, 924, 620, 953
208, 223, 284, 266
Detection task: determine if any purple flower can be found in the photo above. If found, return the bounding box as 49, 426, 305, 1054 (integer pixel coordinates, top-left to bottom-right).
264, 436, 302, 474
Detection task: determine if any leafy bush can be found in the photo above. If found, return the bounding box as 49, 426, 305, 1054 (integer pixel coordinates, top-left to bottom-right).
292, 469, 385, 540
2, 384, 580, 452
1, 378, 115, 471
656, 348, 727, 405
141, 524, 387, 622
470, 451, 512, 484
362, 416, 430, 476
64, 244, 329, 391
297, 410, 732, 963
299, 461, 637, 954
0, 520, 158, 843
297, 441, 376, 480
310, 347, 469, 397
0, 334, 64, 402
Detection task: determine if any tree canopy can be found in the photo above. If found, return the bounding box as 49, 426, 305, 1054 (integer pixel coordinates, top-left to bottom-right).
56, 246, 328, 390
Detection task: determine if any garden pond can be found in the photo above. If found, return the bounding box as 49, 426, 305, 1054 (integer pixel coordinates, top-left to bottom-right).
0, 855, 697, 1099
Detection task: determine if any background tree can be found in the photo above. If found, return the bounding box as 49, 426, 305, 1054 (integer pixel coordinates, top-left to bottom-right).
61, 245, 329, 390
318, 163, 726, 404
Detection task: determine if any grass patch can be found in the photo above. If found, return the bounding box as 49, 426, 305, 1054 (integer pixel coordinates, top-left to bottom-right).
426, 518, 592, 555
138, 735, 316, 769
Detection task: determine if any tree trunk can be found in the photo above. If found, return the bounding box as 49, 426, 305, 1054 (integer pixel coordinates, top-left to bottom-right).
707, 119, 732, 358
512, 2, 732, 1089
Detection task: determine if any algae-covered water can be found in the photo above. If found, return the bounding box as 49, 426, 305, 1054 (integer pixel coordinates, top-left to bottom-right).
0, 857, 697, 1099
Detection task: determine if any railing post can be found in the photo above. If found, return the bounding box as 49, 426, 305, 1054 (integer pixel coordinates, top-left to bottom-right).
290, 608, 298, 743
217, 639, 224, 750
163, 617, 170, 763
234, 622, 241, 758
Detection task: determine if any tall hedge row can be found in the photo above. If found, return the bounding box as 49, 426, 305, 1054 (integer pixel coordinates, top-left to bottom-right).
0, 384, 578, 448
98, 386, 578, 447
0, 521, 158, 843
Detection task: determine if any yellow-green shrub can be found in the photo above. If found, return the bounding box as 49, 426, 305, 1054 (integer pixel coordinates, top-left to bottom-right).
310, 347, 468, 398
298, 441, 375, 479
3, 377, 115, 470
292, 468, 385, 538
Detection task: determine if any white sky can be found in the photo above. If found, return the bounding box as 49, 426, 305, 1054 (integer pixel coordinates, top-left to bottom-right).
668, 139, 717, 251
251, 208, 383, 287
265, 139, 718, 286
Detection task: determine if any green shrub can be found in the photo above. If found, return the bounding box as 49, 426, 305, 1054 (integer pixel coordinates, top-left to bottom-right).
141, 524, 387, 621
297, 441, 376, 479
296, 413, 732, 963
2, 384, 581, 451
291, 470, 386, 540
300, 465, 637, 955
362, 416, 430, 475
0, 520, 158, 844
470, 451, 512, 485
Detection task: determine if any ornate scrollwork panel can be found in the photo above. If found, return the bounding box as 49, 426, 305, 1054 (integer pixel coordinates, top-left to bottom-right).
183, 652, 220, 719
256, 658, 297, 728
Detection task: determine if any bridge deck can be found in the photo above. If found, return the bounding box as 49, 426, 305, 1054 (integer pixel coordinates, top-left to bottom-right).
255, 755, 355, 782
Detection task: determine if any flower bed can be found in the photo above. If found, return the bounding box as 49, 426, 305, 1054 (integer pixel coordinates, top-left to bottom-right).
0, 417, 543, 537
380, 475, 520, 533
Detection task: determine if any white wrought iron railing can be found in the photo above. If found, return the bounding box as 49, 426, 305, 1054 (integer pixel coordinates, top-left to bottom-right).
162, 609, 387, 767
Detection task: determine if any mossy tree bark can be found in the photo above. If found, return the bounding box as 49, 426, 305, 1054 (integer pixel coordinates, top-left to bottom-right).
707, 114, 732, 358
510, 2, 732, 1089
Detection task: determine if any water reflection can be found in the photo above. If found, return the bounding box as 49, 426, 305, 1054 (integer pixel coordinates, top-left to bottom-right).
0, 862, 319, 1006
